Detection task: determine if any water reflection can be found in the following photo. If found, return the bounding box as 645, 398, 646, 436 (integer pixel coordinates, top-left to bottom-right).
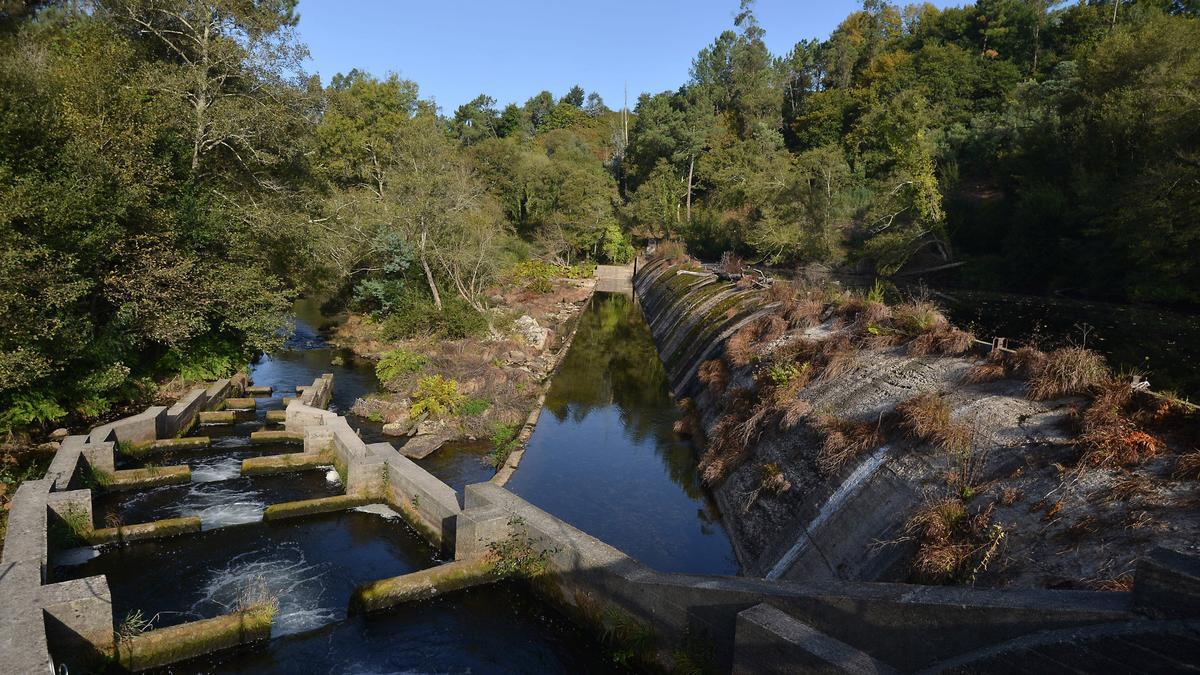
508, 293, 737, 575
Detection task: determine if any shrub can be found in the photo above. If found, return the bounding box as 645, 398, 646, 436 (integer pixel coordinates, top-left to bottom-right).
1075, 378, 1162, 469
375, 349, 428, 382
0, 392, 67, 431
718, 251, 746, 276
652, 240, 689, 264
381, 294, 487, 340
1027, 347, 1109, 400
409, 375, 465, 419
892, 300, 948, 336
157, 336, 245, 381
725, 315, 787, 367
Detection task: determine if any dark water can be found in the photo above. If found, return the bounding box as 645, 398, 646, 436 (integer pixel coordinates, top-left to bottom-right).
91, 471, 342, 530
54, 298, 622, 673
928, 287, 1200, 400
507, 293, 738, 576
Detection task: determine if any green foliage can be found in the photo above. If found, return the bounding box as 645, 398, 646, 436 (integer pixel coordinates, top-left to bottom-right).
375, 349, 428, 382
0, 393, 67, 432
157, 337, 246, 382
768, 361, 808, 387
409, 375, 465, 419
460, 398, 490, 417
486, 422, 520, 469
509, 259, 596, 292
601, 225, 635, 264
379, 292, 488, 340
486, 515, 556, 578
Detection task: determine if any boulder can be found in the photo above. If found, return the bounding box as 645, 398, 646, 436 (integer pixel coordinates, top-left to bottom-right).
49, 428, 69, 441
399, 430, 453, 459
382, 421, 409, 437
513, 315, 548, 351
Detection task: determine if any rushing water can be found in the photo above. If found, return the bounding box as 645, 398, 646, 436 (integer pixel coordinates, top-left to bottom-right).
507, 292, 738, 576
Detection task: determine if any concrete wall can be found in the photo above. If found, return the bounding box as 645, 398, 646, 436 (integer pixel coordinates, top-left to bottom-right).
451, 482, 1199, 673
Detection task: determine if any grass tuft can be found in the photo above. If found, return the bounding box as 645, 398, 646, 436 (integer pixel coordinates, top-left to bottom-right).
1027, 346, 1109, 400
812, 414, 885, 475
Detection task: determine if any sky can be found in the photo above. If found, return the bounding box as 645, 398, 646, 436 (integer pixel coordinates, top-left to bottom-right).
295, 1, 959, 114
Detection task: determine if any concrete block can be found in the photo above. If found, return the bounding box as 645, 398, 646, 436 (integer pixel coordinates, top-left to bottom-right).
198, 410, 237, 425
81, 442, 116, 475
249, 429, 303, 444
203, 378, 232, 407
262, 495, 372, 521
241, 452, 327, 476
285, 402, 336, 432
116, 607, 271, 672
88, 406, 167, 446
350, 558, 497, 613
222, 397, 257, 410
162, 387, 208, 437
40, 574, 114, 666
303, 426, 335, 454
1134, 547, 1200, 618
87, 516, 202, 545
1, 479, 50, 568
106, 466, 190, 491
733, 603, 897, 674
245, 386, 273, 395
454, 504, 511, 561
378, 447, 461, 547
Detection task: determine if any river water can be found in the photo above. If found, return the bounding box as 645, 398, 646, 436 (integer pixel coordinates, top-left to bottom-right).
51, 297, 631, 673
508, 292, 738, 576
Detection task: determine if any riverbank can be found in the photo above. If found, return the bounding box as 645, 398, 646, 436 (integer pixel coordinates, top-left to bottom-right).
635, 256, 1200, 590
332, 274, 596, 468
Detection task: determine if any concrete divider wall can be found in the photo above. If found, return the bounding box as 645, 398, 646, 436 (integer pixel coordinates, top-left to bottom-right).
453, 482, 1180, 672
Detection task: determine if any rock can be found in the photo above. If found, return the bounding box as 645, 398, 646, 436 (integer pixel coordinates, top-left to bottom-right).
35, 442, 59, 454
399, 431, 454, 459
513, 315, 548, 351
49, 428, 69, 441
506, 350, 528, 364
413, 419, 446, 436
382, 421, 409, 437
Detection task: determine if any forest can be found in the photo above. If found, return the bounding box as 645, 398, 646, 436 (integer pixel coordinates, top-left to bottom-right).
0, 0, 1197, 433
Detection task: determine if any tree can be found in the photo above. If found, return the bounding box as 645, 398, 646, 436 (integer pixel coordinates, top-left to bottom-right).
450, 94, 499, 145
563, 84, 585, 107
632, 159, 683, 239
584, 91, 608, 117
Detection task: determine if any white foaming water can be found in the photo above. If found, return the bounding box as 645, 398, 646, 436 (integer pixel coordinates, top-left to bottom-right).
190, 456, 243, 483
324, 468, 341, 485
177, 485, 265, 530
56, 546, 101, 566
193, 545, 339, 637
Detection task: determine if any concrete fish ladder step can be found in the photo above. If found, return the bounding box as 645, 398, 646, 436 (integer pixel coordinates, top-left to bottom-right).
87, 516, 202, 546
222, 397, 257, 410
349, 558, 498, 613
245, 386, 273, 395
104, 465, 191, 491
116, 606, 273, 672
262, 495, 373, 522
249, 429, 304, 444
241, 452, 327, 476
122, 436, 211, 458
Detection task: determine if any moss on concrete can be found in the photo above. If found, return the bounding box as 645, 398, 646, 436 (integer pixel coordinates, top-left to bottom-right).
241, 452, 326, 476
262, 495, 372, 521
264, 410, 286, 423
222, 397, 257, 410
350, 558, 497, 613
249, 429, 303, 444
115, 604, 273, 671
198, 411, 237, 424
87, 516, 201, 545
106, 465, 190, 491
124, 436, 211, 457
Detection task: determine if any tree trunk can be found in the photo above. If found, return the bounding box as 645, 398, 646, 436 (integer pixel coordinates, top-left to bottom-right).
686, 155, 695, 223
419, 229, 442, 311
1111, 0, 1119, 31
191, 22, 211, 175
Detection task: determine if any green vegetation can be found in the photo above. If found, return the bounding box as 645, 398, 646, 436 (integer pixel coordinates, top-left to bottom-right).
375, 349, 429, 383
409, 375, 466, 419
486, 515, 556, 578
486, 422, 521, 469
460, 398, 490, 417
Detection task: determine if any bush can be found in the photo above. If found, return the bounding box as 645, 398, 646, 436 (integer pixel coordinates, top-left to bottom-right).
157, 336, 245, 381
1027, 347, 1109, 400
0, 392, 66, 431
410, 375, 465, 419
375, 349, 427, 382
487, 422, 520, 469
380, 293, 488, 340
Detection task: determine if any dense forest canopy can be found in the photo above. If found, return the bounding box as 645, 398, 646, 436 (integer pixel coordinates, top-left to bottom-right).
0, 0, 1197, 430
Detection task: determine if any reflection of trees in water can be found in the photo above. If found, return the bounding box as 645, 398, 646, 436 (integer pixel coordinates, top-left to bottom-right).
543, 293, 706, 499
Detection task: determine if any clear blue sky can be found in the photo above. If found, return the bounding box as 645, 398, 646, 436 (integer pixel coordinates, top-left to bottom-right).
296, 1, 958, 113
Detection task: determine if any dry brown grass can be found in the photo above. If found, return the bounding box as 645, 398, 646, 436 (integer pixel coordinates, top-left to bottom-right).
1027, 346, 1109, 400
1173, 451, 1200, 480
780, 399, 813, 428
963, 362, 1007, 385
718, 251, 747, 276
1075, 378, 1164, 469
698, 388, 755, 484
725, 315, 788, 367
895, 393, 971, 452
1006, 346, 1048, 379
652, 240, 690, 264
785, 293, 826, 329
812, 414, 885, 475
698, 359, 730, 395
814, 334, 858, 381
907, 326, 975, 357
892, 300, 949, 336
905, 498, 1005, 585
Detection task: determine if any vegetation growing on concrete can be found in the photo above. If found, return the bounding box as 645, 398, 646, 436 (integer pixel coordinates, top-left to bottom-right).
486, 515, 557, 579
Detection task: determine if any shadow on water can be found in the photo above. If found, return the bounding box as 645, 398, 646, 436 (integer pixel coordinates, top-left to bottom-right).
928, 287, 1200, 399
507, 292, 738, 576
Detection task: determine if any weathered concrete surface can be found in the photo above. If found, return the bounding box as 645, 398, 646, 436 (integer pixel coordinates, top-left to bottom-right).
88, 516, 202, 545
249, 429, 303, 444
378, 447, 461, 550
198, 410, 237, 424
595, 263, 633, 294
733, 603, 897, 674
1133, 547, 1200, 619
125, 436, 211, 457
264, 410, 286, 423
245, 385, 273, 395
106, 465, 191, 491
350, 558, 497, 613
456, 482, 1142, 672
222, 397, 257, 410
162, 387, 208, 437
88, 405, 167, 445
116, 607, 272, 672
263, 495, 371, 521
397, 430, 452, 459
241, 452, 327, 476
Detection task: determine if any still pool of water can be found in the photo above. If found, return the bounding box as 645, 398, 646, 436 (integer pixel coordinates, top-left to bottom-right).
507, 292, 738, 576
